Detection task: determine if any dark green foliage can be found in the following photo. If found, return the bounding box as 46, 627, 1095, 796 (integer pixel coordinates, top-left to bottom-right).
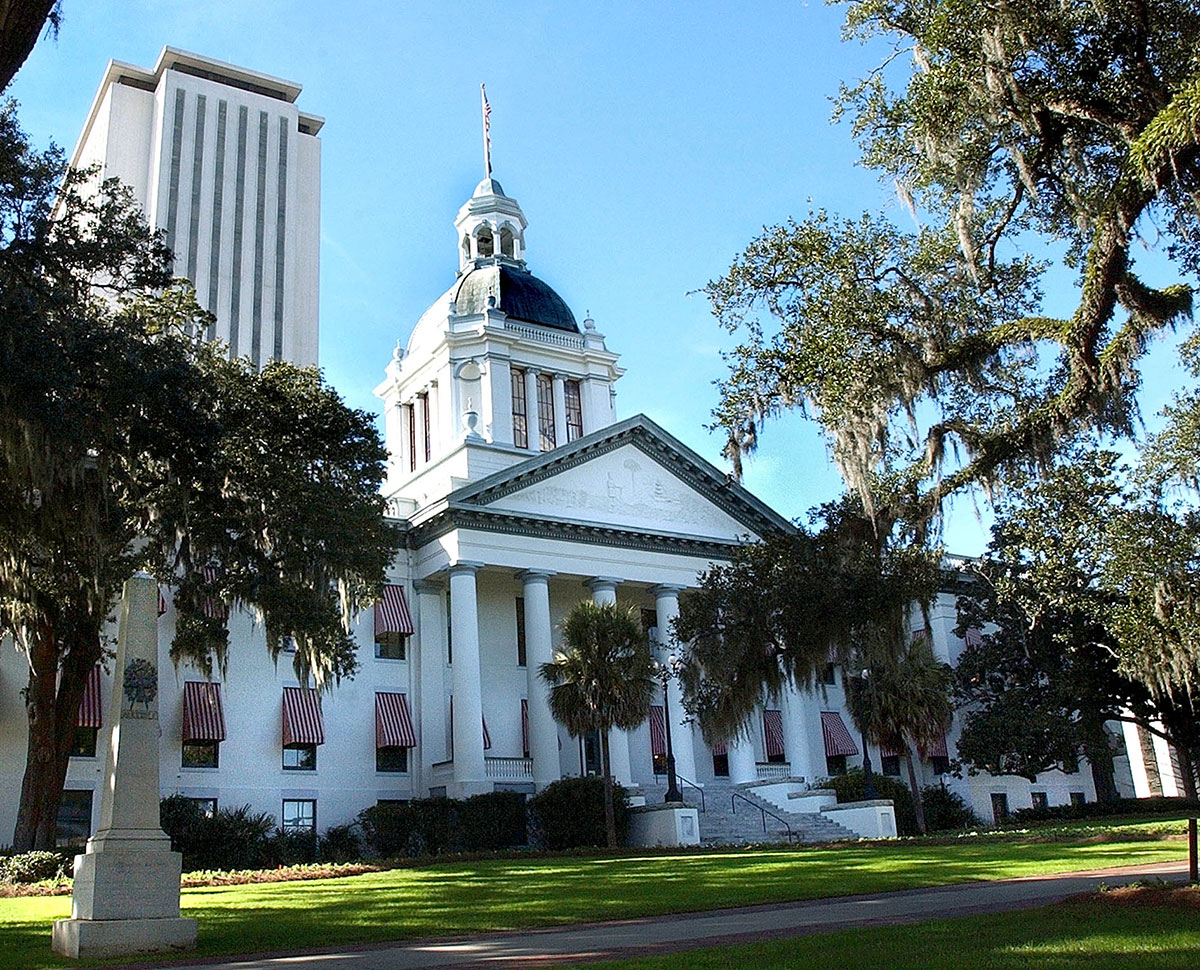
1009, 796, 1198, 825
357, 793, 528, 858
318, 824, 362, 863
160, 796, 278, 871
0, 849, 67, 883
826, 769, 919, 836
919, 785, 981, 832
528, 777, 631, 850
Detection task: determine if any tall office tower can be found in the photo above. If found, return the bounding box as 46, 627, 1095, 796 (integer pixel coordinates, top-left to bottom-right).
69, 47, 322, 367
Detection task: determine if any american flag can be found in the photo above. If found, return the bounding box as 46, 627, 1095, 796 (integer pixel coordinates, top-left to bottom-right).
481, 83, 492, 176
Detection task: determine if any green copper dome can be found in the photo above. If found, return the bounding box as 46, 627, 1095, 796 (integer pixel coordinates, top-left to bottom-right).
451, 263, 578, 332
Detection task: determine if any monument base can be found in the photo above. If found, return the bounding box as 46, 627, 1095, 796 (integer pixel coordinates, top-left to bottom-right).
70, 842, 184, 920
51, 916, 197, 959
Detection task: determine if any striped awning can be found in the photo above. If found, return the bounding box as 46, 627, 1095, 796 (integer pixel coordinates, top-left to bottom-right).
821, 711, 859, 757
712, 738, 728, 756
183, 681, 227, 742
928, 735, 949, 759
963, 627, 984, 648
282, 686, 325, 746
201, 565, 228, 621
375, 692, 416, 748
649, 705, 666, 757
763, 709, 785, 759
374, 584, 414, 643
880, 742, 902, 758
521, 699, 530, 758
76, 665, 103, 728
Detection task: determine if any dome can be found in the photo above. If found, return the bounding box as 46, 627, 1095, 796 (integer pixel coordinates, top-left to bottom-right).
451, 263, 578, 332
473, 177, 506, 197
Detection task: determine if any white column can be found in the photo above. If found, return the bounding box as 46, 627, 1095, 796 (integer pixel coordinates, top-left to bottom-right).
781, 687, 815, 783
728, 733, 757, 785
397, 403, 411, 474
552, 373, 568, 448
519, 570, 560, 789
524, 369, 540, 451
585, 577, 633, 788
427, 380, 440, 459
449, 562, 488, 795
651, 584, 697, 784
415, 580, 447, 789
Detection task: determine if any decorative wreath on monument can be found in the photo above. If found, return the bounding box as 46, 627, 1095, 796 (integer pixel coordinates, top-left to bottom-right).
123, 658, 157, 710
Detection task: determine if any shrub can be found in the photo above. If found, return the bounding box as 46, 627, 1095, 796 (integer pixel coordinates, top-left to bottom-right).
358, 802, 414, 857
1010, 795, 1198, 825
528, 777, 629, 850
318, 823, 362, 863
0, 850, 68, 884
920, 784, 980, 831
267, 827, 318, 866
160, 797, 277, 871
457, 791, 527, 850
826, 769, 919, 836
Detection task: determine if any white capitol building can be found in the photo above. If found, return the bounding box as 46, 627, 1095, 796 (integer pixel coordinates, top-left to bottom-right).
1, 49, 1175, 848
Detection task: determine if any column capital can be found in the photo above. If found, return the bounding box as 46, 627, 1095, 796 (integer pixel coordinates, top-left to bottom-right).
648, 583, 686, 597
516, 568, 556, 584
584, 576, 622, 594
413, 578, 445, 594
449, 561, 485, 577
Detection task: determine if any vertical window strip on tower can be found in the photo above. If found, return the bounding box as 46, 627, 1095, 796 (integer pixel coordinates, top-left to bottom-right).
164, 88, 187, 271
185, 93, 207, 284
564, 380, 583, 441
536, 373, 555, 451
229, 104, 249, 357
251, 109, 269, 368
420, 392, 431, 462
207, 100, 228, 342
511, 367, 528, 449
273, 116, 288, 362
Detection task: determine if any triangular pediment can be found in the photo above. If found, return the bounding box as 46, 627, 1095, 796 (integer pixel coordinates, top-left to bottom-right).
449, 415, 792, 544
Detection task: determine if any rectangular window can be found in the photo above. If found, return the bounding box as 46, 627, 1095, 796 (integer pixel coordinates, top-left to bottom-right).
1031, 791, 1048, 811
1069, 791, 1086, 807
881, 755, 901, 777
405, 403, 416, 472
376, 638, 406, 660
930, 755, 951, 776
511, 367, 528, 449
183, 740, 219, 768
564, 379, 583, 441
826, 754, 847, 776
446, 589, 452, 665
820, 663, 837, 686
188, 797, 217, 818
712, 753, 729, 777
70, 727, 98, 758
57, 789, 93, 847
990, 792, 1009, 824
516, 597, 527, 667
376, 747, 409, 773
283, 744, 316, 771
419, 392, 431, 462
536, 373, 555, 450
281, 798, 316, 834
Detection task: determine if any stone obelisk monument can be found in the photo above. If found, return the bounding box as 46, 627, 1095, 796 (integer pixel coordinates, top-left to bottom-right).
52, 573, 197, 958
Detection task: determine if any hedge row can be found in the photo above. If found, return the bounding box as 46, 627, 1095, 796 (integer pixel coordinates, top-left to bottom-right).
1010, 795, 1199, 824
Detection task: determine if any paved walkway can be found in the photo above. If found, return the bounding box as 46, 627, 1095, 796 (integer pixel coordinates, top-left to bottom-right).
160, 861, 1187, 970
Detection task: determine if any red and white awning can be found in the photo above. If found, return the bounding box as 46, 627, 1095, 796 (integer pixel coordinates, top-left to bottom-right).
182, 681, 227, 742
928, 735, 949, 759
201, 565, 229, 621
375, 692, 416, 748
76, 665, 104, 729
282, 686, 325, 746
374, 584, 414, 642
820, 711, 859, 757
649, 705, 666, 757
711, 737, 728, 756
763, 709, 785, 759
964, 627, 984, 648
521, 699, 530, 758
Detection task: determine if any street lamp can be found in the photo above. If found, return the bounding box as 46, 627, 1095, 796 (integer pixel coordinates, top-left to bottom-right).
858, 668, 877, 800
660, 654, 682, 804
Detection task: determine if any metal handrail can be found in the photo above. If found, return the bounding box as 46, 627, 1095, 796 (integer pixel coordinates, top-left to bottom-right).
731, 790, 795, 842
674, 774, 705, 814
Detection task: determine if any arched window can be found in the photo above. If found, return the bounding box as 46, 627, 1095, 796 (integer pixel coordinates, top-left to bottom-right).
499, 226, 515, 258
462, 235, 471, 261
476, 226, 494, 258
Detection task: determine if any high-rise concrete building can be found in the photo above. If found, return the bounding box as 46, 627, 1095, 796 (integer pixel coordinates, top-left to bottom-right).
68, 47, 322, 367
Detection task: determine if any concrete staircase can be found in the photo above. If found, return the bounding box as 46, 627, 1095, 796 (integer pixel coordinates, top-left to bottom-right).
636, 781, 858, 845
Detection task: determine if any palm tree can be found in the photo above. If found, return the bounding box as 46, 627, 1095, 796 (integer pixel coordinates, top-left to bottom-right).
845, 633, 954, 834
540, 601, 657, 847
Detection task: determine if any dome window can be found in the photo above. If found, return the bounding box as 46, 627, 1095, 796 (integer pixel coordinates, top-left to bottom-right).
476, 226, 494, 258
500, 226, 515, 258
462, 235, 471, 262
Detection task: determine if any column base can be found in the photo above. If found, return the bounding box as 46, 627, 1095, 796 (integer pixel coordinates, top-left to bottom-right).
52, 917, 197, 959
448, 779, 494, 799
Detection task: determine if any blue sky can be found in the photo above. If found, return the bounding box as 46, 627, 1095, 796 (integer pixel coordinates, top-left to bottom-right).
9, 2, 1190, 553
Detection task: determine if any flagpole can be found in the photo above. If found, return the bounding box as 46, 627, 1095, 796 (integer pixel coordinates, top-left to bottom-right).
481, 83, 492, 178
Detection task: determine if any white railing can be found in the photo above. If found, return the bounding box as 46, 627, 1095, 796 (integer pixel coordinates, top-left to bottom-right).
503, 320, 585, 349
756, 762, 791, 782
485, 756, 533, 780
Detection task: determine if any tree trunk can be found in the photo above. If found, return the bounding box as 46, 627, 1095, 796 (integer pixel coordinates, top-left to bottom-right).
1082, 718, 1118, 802
12, 622, 100, 851
600, 729, 617, 848
904, 749, 927, 835
1176, 743, 1198, 802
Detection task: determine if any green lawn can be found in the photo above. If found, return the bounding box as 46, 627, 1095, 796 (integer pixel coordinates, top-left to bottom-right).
0, 820, 1189, 970
559, 891, 1200, 970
